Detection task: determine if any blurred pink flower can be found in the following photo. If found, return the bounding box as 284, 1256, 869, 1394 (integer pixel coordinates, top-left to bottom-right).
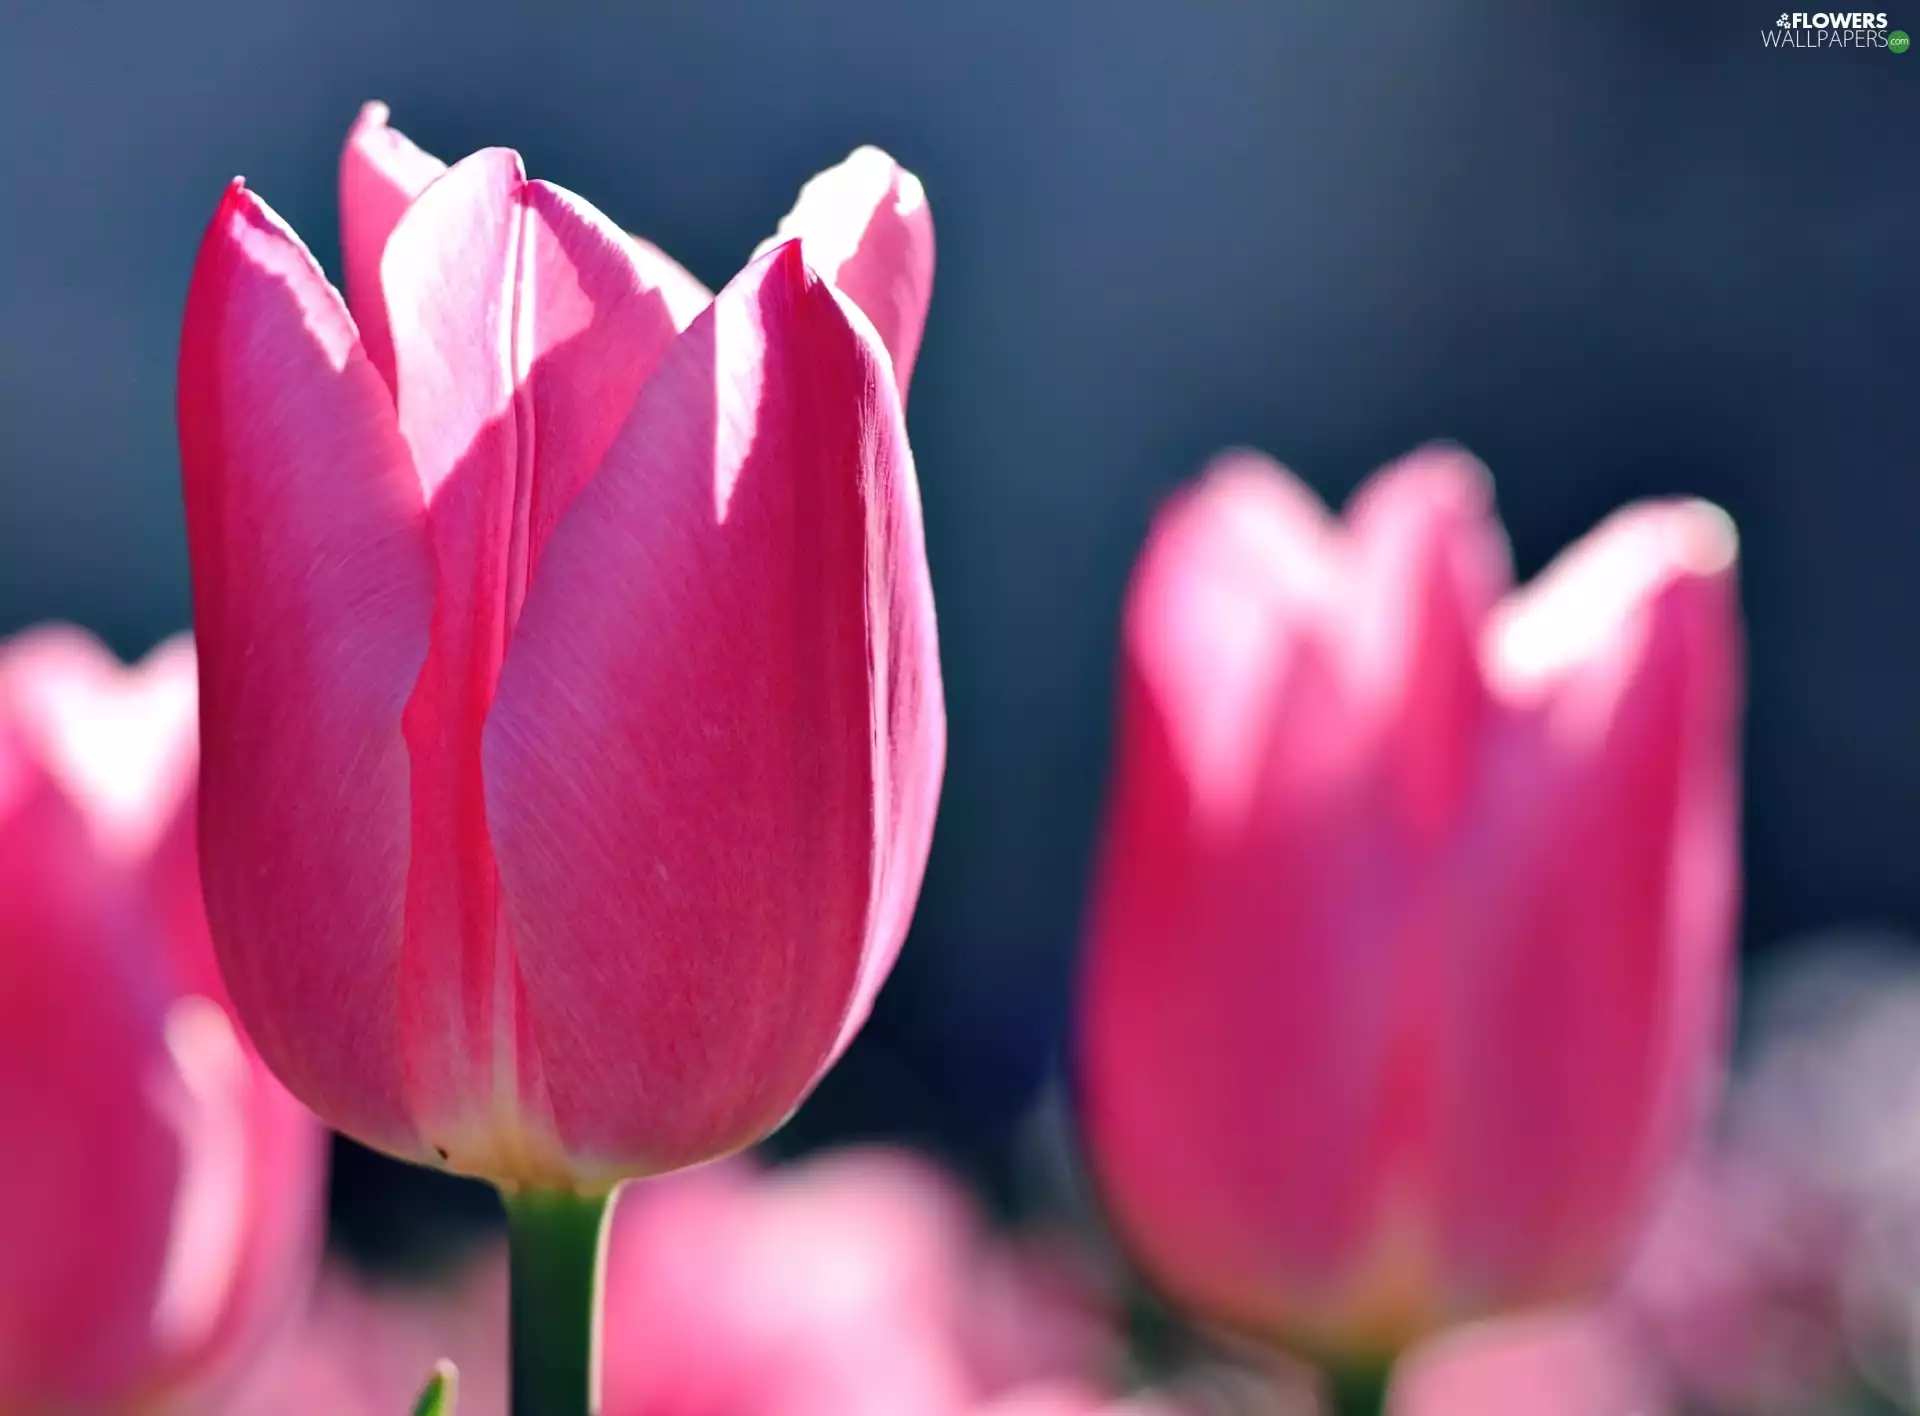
177, 106, 943, 1190
601, 1149, 1117, 1415
1078, 448, 1743, 1359
227, 1149, 1126, 1416
1390, 1310, 1667, 1416
1618, 940, 1920, 1413
1620, 1145, 1849, 1410
216, 1254, 509, 1416
0, 626, 326, 1412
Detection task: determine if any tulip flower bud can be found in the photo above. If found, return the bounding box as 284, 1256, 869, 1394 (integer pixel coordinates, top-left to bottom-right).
177, 110, 944, 1191
1077, 449, 1741, 1361
0, 628, 324, 1411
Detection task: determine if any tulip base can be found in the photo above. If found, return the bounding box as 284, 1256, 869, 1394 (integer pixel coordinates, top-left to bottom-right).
503, 1187, 613, 1416
1327, 1363, 1392, 1416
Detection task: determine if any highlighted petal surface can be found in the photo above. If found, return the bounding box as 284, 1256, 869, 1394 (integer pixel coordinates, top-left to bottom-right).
485, 243, 939, 1177
178, 182, 431, 1158
762, 147, 934, 398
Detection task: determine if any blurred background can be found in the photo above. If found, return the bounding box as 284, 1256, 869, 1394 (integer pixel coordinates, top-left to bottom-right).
1, 2, 1915, 1401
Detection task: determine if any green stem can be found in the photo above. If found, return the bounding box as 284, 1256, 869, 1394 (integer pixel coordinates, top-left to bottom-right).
1327, 1362, 1393, 1416
502, 1187, 613, 1416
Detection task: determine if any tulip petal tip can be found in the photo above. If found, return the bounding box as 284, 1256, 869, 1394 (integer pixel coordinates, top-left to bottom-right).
842, 145, 925, 215
1373, 442, 1498, 516
894, 166, 927, 216
757, 234, 816, 292
212, 177, 251, 223
1672, 499, 1740, 574
204, 181, 325, 283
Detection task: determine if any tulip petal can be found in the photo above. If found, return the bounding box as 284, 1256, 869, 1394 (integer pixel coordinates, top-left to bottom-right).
0, 642, 325, 1404
377, 151, 709, 1170
0, 626, 198, 863
149, 998, 327, 1404
1082, 457, 1426, 1347
484, 242, 936, 1177
339, 102, 447, 393
383, 156, 706, 579
177, 181, 432, 1159
341, 104, 712, 399
1440, 501, 1741, 1300
601, 1152, 1036, 1416
1393, 1311, 1665, 1416
0, 737, 179, 1406
760, 147, 934, 398
1119, 450, 1345, 829
0, 628, 234, 1005
1346, 449, 1511, 837
622, 231, 716, 333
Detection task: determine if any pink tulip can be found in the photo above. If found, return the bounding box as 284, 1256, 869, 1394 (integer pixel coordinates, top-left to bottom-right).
1077, 448, 1742, 1359
176, 107, 944, 1187
1389, 1311, 1666, 1416
0, 627, 325, 1411
599, 1151, 1116, 1416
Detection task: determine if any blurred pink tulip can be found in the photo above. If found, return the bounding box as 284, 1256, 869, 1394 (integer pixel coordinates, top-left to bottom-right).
177, 106, 944, 1188
1389, 1311, 1666, 1416
0, 627, 325, 1412
216, 1256, 510, 1416
1078, 448, 1742, 1359
225, 1150, 1119, 1416
600, 1150, 1115, 1416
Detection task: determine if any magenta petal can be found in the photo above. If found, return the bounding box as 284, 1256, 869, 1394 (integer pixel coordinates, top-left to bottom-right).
1393, 1312, 1664, 1416
0, 696, 326, 1409
0, 741, 179, 1407
341, 104, 711, 406
380, 149, 707, 640
484, 242, 942, 1179
1118, 450, 1344, 828
177, 181, 432, 1160
1438, 501, 1742, 1302
0, 627, 228, 1007
0, 626, 198, 863
763, 147, 934, 398
376, 151, 712, 1167
624, 231, 716, 332
1079, 456, 1413, 1343
339, 103, 447, 394
1346, 449, 1512, 837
